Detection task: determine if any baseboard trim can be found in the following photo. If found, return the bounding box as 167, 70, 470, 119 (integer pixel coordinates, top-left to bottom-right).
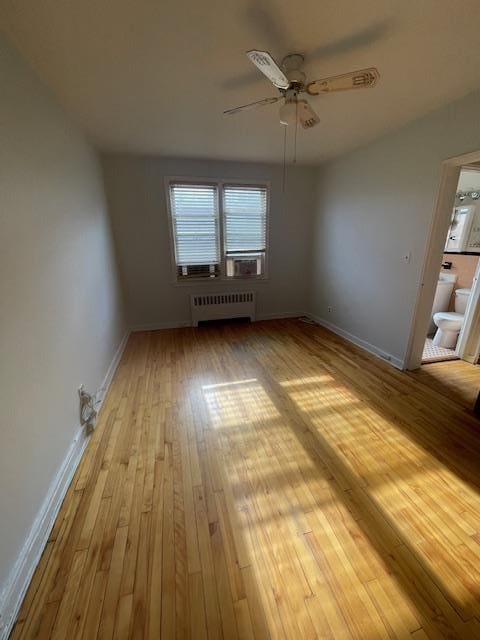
0, 329, 130, 640
0, 428, 88, 640
131, 313, 305, 331
131, 320, 191, 332
307, 313, 405, 370
96, 330, 130, 407
255, 311, 304, 321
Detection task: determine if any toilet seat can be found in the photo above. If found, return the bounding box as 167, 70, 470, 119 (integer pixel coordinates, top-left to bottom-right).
431, 286, 470, 350
432, 311, 464, 348
432, 311, 464, 332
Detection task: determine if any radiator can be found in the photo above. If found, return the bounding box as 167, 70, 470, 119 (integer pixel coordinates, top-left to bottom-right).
190, 291, 256, 327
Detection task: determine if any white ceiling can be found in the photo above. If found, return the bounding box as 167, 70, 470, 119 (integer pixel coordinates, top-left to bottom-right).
2, 0, 480, 165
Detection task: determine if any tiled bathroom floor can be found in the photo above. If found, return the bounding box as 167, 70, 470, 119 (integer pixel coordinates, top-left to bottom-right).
422, 337, 459, 363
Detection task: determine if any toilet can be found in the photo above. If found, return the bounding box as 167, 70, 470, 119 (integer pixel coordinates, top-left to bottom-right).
432, 287, 471, 349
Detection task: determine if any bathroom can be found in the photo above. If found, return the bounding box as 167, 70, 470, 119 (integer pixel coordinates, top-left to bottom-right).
422, 167, 480, 363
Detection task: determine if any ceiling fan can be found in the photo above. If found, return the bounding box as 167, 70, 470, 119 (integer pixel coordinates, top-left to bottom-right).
224, 50, 379, 129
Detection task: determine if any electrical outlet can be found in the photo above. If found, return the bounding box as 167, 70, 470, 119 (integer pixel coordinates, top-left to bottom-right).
327, 305, 333, 313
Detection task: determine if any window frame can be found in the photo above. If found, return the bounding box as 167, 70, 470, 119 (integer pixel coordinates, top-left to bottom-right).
165, 176, 270, 285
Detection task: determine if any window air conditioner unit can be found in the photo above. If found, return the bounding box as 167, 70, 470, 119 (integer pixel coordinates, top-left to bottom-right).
233, 258, 257, 277
227, 254, 263, 278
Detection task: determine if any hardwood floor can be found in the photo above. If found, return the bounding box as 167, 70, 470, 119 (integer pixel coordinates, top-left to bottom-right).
10, 319, 480, 639
411, 358, 480, 409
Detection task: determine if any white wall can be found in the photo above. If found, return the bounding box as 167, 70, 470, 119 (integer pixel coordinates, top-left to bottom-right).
0, 34, 126, 627
310, 90, 480, 367
101, 154, 316, 328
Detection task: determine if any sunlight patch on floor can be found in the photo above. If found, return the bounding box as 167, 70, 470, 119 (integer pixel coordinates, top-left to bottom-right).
279, 373, 480, 619
202, 378, 281, 430
199, 365, 480, 624
202, 378, 259, 389
279, 374, 334, 387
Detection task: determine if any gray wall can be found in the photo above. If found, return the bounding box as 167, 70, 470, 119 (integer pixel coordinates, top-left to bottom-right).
101, 154, 316, 328
0, 35, 126, 594
310, 90, 480, 366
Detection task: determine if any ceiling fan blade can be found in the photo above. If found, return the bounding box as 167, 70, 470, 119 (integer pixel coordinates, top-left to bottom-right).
223, 96, 281, 116
297, 100, 320, 129
306, 67, 379, 96
307, 21, 391, 63
244, 2, 289, 51
246, 50, 290, 89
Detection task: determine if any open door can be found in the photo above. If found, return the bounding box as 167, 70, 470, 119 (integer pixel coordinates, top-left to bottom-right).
405, 151, 480, 370
456, 258, 480, 364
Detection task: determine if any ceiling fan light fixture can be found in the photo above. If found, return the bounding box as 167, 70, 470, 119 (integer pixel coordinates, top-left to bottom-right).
279, 100, 297, 126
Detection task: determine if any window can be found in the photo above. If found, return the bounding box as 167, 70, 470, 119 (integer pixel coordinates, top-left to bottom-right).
168, 180, 268, 281
169, 183, 220, 280
223, 185, 267, 278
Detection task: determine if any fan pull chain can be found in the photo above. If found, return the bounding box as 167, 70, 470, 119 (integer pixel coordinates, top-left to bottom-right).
293, 101, 298, 164
282, 123, 287, 192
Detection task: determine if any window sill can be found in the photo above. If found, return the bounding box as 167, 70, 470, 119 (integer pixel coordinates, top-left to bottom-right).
170, 277, 270, 287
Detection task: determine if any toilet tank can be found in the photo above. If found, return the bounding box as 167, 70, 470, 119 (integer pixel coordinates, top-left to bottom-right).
454, 288, 471, 314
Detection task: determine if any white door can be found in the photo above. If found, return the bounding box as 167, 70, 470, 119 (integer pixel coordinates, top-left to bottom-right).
456, 258, 480, 363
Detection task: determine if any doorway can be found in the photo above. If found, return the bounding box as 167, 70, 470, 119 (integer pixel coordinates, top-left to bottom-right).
405, 151, 480, 370
421, 254, 480, 363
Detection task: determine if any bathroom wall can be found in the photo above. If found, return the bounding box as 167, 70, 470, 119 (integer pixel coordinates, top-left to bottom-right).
442, 254, 479, 308
457, 167, 480, 192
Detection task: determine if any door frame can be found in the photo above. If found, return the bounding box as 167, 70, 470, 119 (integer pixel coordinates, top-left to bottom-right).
404, 149, 480, 370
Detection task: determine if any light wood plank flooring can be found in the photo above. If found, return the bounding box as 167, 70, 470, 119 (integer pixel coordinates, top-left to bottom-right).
10, 319, 480, 639
412, 358, 480, 409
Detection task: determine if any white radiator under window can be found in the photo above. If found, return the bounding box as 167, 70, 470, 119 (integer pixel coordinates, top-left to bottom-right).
190, 291, 256, 326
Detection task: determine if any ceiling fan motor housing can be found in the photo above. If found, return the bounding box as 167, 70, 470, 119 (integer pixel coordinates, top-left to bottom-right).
281, 53, 306, 90
285, 69, 305, 87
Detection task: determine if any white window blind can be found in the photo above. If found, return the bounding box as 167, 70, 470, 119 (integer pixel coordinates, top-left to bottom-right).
169, 183, 220, 266
223, 185, 267, 254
